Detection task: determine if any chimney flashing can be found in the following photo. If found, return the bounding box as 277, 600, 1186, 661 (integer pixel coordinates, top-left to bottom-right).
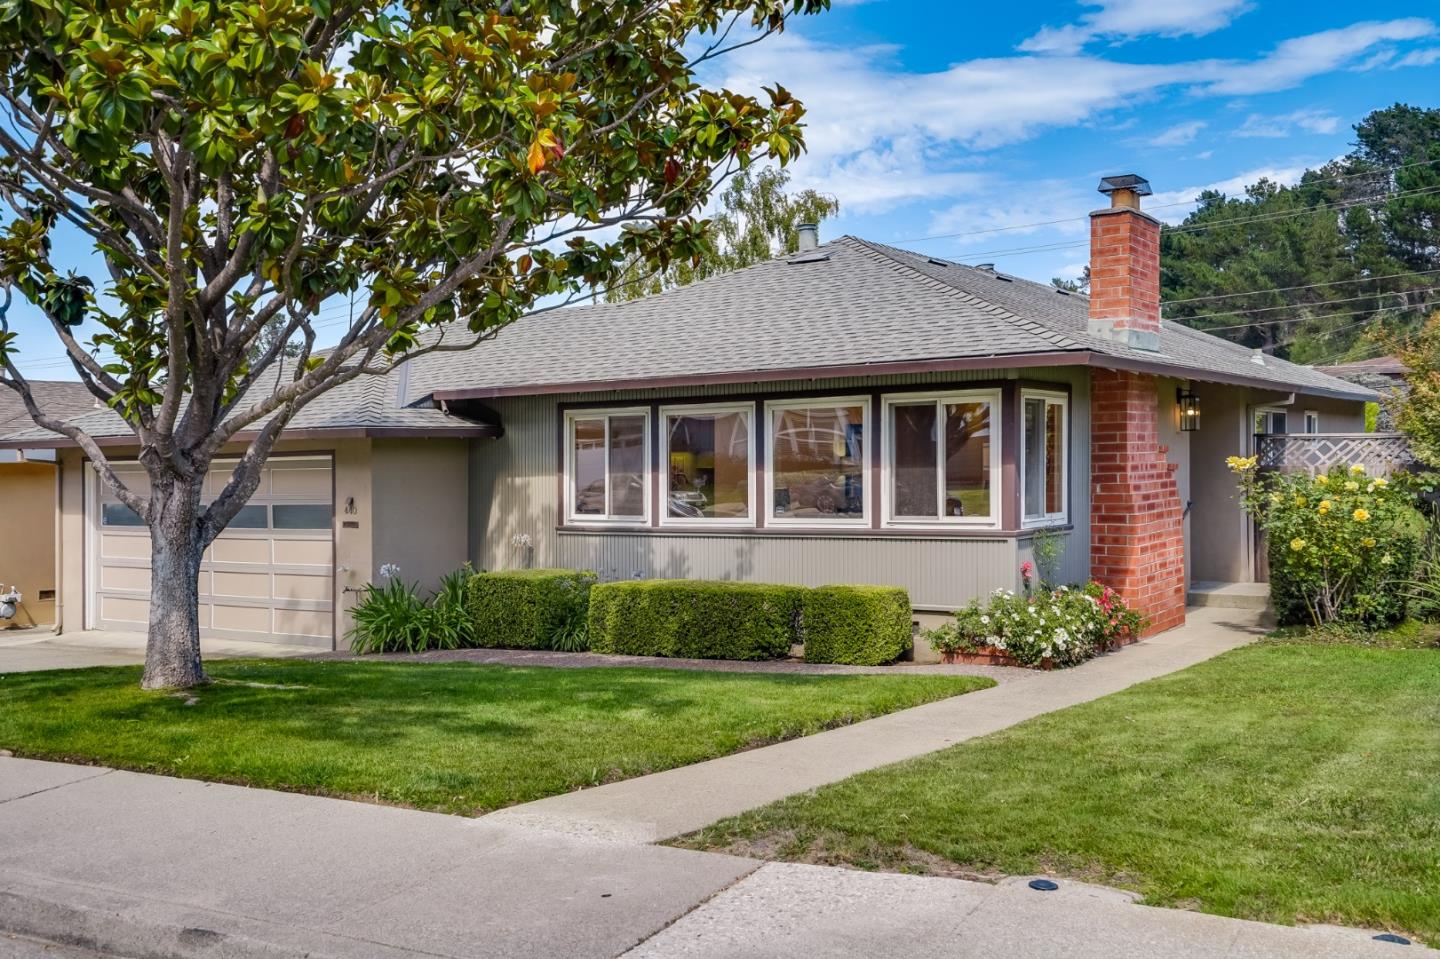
1088, 173, 1162, 353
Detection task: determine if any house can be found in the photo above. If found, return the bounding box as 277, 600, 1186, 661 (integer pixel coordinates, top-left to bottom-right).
1314, 355, 1405, 430
0, 380, 100, 627
0, 174, 1376, 649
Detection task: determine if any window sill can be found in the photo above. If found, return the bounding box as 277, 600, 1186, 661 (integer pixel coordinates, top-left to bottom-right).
555, 525, 1072, 541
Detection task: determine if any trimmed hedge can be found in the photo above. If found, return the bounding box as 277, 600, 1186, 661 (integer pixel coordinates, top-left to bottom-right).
467, 569, 596, 650
589, 580, 805, 660
801, 585, 913, 665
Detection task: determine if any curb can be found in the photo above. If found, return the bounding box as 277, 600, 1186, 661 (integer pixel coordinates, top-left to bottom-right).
0, 874, 410, 959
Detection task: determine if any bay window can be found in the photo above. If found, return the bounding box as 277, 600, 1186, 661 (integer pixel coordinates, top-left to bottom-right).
1022, 391, 1068, 525
661, 404, 753, 524
767, 398, 867, 524
884, 391, 999, 526
565, 408, 649, 524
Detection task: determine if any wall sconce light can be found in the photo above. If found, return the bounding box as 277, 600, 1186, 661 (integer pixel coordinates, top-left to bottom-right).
1177, 388, 1201, 431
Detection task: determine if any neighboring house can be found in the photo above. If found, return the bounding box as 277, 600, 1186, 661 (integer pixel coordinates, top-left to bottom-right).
0, 174, 1375, 648
1314, 355, 1405, 430
0, 380, 99, 627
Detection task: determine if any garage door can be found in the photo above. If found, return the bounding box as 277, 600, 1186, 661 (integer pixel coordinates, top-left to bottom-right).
90, 457, 335, 648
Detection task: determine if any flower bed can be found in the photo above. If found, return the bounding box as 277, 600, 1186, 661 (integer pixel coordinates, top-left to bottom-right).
924, 580, 1144, 669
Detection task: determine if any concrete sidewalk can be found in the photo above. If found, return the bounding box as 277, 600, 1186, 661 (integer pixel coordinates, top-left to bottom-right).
0, 757, 1426, 959
0, 629, 315, 674
487, 605, 1269, 842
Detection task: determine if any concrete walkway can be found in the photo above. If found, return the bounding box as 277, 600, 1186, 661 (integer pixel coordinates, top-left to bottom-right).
0, 629, 315, 674
487, 605, 1269, 843
0, 757, 1425, 959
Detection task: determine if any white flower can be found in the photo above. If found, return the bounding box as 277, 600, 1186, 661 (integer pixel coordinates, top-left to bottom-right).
379, 562, 401, 580
980, 614, 991, 625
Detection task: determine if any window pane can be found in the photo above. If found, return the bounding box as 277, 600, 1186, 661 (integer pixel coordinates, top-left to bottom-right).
608, 415, 647, 517
1023, 398, 1045, 518
273, 504, 332, 530
572, 418, 606, 516
102, 503, 144, 527
892, 403, 938, 518
1045, 403, 1064, 515
944, 401, 991, 518
223, 504, 268, 529
667, 411, 750, 519
771, 405, 865, 520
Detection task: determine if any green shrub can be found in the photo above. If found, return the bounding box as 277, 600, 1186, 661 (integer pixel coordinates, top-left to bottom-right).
467, 569, 597, 650
589, 580, 804, 660
348, 578, 439, 654
801, 585, 913, 665
428, 566, 477, 649
1231, 458, 1422, 628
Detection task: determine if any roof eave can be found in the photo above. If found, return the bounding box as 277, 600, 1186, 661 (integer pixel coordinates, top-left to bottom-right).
0, 423, 503, 451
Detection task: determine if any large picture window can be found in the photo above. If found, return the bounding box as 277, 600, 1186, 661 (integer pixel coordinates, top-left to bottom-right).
565, 409, 649, 524
662, 404, 753, 524
1022, 391, 1067, 524
884, 391, 999, 526
767, 398, 867, 525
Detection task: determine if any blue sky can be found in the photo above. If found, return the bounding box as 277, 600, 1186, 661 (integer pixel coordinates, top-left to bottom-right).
708, 0, 1440, 283
9, 0, 1440, 378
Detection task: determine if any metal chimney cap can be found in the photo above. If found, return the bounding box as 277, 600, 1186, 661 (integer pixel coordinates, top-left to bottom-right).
1097, 174, 1152, 197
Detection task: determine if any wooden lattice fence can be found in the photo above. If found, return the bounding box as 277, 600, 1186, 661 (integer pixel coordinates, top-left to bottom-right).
1254, 432, 1416, 476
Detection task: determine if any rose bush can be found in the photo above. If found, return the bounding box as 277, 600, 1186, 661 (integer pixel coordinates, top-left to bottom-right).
1229, 457, 1422, 627
927, 580, 1144, 668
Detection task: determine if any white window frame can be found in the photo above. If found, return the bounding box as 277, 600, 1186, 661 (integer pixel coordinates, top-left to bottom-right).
881, 389, 1002, 529
659, 401, 756, 528
765, 395, 871, 529
1304, 410, 1320, 434
563, 407, 651, 526
1020, 389, 1069, 527
1255, 407, 1288, 435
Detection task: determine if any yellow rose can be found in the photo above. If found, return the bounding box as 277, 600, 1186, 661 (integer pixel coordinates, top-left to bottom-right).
1289, 538, 1307, 551
1294, 496, 1308, 507
1318, 500, 1332, 514
1316, 475, 1329, 485
1374, 477, 1389, 489
1363, 537, 1377, 548
1344, 481, 1359, 492
1350, 463, 1366, 475
1353, 508, 1370, 522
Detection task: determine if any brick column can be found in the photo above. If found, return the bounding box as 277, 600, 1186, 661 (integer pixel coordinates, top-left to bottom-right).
1090, 369, 1186, 636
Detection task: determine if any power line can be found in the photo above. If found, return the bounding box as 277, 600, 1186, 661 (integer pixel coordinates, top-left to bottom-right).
1170, 285, 1440, 325
1163, 267, 1440, 306
895, 156, 1440, 245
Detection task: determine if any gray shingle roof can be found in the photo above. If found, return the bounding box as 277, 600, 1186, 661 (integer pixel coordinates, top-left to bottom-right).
0, 380, 101, 436
408, 235, 1375, 402
0, 233, 1376, 445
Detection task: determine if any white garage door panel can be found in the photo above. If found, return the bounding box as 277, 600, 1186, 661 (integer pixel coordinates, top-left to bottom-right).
90, 458, 335, 648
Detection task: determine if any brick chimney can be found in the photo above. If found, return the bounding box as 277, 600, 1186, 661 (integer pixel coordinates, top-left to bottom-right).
1088, 174, 1160, 352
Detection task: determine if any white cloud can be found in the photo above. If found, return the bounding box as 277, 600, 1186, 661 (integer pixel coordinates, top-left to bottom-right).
1149, 120, 1208, 147
1021, 0, 1254, 55
1234, 109, 1341, 138
1394, 47, 1440, 68
1199, 18, 1436, 95
705, 18, 1434, 214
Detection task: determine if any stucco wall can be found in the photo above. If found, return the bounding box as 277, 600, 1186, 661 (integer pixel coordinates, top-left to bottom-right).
467, 367, 1089, 611
371, 438, 469, 594
0, 460, 60, 626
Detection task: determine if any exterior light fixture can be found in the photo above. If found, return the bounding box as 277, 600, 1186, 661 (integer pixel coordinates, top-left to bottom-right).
1177, 388, 1201, 432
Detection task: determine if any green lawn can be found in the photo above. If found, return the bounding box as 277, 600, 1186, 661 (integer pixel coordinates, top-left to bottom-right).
677, 642, 1440, 943
0, 660, 991, 815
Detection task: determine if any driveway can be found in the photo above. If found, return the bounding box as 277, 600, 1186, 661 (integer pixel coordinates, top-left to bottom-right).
0, 629, 317, 673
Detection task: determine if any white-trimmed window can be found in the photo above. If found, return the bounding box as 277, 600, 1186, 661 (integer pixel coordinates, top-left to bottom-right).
1021, 390, 1068, 525
1304, 411, 1320, 434
564, 408, 650, 524
882, 390, 1000, 527
766, 397, 868, 526
661, 402, 754, 525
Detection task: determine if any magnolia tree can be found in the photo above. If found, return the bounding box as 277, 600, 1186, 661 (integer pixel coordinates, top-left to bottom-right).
0, 0, 826, 689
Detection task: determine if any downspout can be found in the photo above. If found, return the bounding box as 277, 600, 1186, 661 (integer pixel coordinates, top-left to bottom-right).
53, 454, 63, 634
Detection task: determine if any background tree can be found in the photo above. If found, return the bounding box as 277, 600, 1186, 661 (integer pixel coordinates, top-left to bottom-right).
605, 165, 837, 301
1050, 266, 1089, 294
1161, 104, 1440, 365
0, 0, 827, 689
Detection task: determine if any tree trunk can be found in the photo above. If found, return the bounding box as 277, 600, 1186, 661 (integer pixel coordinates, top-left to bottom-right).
141, 474, 208, 690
